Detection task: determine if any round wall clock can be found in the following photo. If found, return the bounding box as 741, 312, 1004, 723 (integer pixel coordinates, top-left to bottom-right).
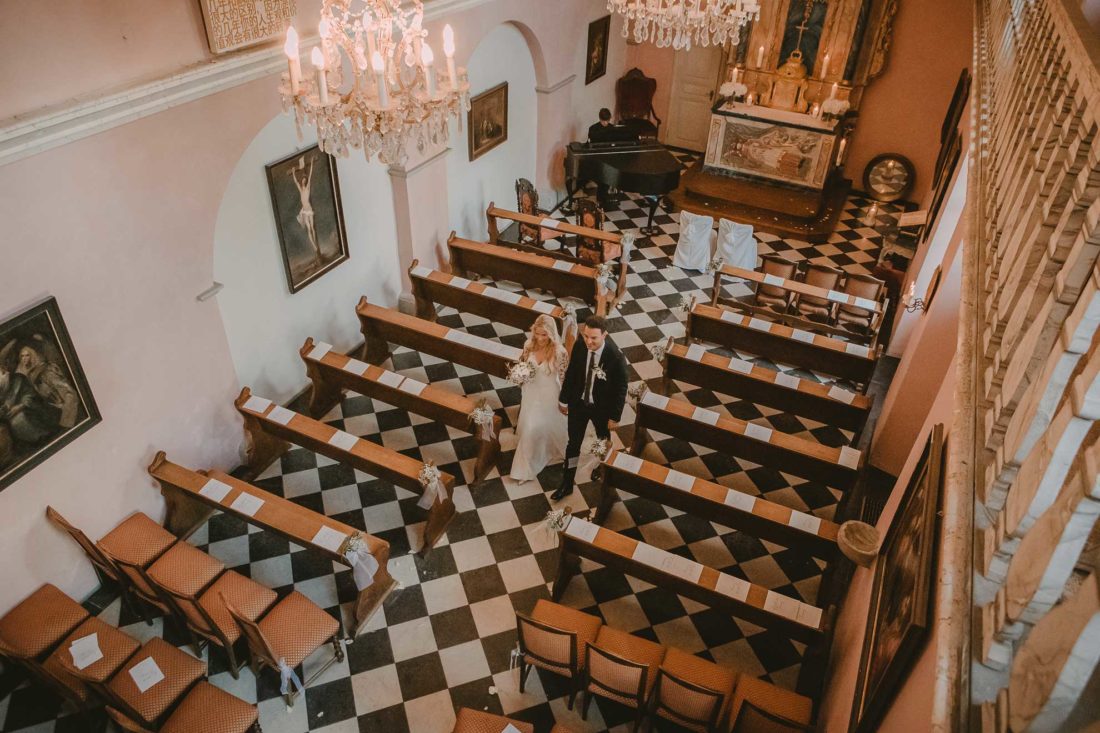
863, 154, 916, 203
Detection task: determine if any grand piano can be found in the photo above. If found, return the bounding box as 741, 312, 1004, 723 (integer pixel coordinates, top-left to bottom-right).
564, 139, 683, 235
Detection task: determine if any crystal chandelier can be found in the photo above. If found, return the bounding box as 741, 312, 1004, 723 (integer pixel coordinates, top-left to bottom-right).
280, 0, 470, 165
608, 0, 760, 51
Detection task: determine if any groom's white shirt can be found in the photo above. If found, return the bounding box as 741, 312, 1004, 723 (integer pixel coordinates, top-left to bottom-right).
559, 343, 605, 409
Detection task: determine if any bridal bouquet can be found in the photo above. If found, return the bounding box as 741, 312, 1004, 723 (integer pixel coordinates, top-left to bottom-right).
342, 531, 368, 556
507, 360, 536, 386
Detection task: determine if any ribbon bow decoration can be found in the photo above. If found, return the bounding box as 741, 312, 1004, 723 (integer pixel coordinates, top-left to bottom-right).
278, 658, 304, 696
342, 532, 379, 591
417, 463, 443, 510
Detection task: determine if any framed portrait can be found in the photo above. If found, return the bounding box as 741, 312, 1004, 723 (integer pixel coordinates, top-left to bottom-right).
586, 15, 612, 85
468, 82, 509, 161
850, 423, 945, 733
266, 145, 349, 294
0, 297, 101, 492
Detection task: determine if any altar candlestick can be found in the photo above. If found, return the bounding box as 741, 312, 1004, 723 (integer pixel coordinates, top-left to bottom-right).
372, 51, 389, 107
821, 53, 830, 78
284, 27, 301, 95
756, 45, 765, 68
830, 82, 839, 100
745, 92, 755, 106
312, 48, 329, 106
443, 24, 458, 90
421, 43, 437, 97
837, 137, 848, 160
811, 102, 820, 118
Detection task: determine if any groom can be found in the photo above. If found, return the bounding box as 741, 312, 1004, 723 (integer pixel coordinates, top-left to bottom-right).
554, 315, 628, 501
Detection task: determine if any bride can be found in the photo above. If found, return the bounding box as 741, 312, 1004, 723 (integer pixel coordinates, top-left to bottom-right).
510, 314, 569, 482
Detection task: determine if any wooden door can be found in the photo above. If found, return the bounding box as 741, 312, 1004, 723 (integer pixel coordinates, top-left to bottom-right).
664, 45, 725, 151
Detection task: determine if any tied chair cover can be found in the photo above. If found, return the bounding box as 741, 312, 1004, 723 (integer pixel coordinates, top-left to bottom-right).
673, 211, 713, 271
716, 219, 757, 271
277, 658, 304, 696
344, 545, 379, 591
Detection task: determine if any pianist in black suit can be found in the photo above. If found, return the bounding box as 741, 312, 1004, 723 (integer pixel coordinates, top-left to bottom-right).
587, 108, 616, 206
553, 315, 628, 500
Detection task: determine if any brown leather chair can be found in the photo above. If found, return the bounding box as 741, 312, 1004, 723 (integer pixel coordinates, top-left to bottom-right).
581, 626, 666, 731
834, 272, 886, 336
97, 637, 206, 729
46, 507, 144, 620
43, 616, 140, 713
95, 512, 181, 624
105, 681, 260, 733
616, 68, 661, 139
516, 599, 602, 709
648, 647, 738, 733
792, 263, 844, 323
754, 255, 798, 314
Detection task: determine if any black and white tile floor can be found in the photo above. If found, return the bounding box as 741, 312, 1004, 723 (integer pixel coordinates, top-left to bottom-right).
0, 172, 905, 733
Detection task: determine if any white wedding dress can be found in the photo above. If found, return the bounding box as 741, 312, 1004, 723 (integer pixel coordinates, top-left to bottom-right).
510, 350, 568, 482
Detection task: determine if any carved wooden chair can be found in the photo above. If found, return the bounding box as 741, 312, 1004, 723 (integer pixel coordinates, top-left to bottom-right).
516, 599, 602, 709
104, 680, 261, 733
516, 177, 556, 244
754, 254, 798, 314
574, 199, 607, 266
646, 647, 738, 733
581, 626, 666, 732
834, 272, 886, 336
616, 68, 661, 139
792, 263, 844, 323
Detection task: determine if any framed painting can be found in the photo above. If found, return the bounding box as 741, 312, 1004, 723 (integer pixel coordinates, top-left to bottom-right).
850, 423, 945, 733
586, 15, 612, 85
266, 145, 349, 294
705, 115, 836, 189
0, 297, 101, 492
198, 0, 297, 54
468, 82, 509, 161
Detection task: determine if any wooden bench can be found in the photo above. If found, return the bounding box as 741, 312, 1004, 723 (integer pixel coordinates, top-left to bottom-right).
660, 338, 873, 437
711, 264, 886, 345
595, 450, 840, 560
234, 388, 456, 555
686, 302, 880, 388
553, 517, 826, 644
446, 234, 615, 315
300, 337, 502, 484
630, 390, 862, 491
147, 452, 395, 635
356, 298, 522, 380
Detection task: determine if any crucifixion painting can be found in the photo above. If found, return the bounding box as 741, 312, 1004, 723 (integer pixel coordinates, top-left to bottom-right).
780, 0, 828, 72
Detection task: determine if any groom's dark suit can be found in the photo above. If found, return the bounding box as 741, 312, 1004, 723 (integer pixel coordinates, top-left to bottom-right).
556, 337, 628, 496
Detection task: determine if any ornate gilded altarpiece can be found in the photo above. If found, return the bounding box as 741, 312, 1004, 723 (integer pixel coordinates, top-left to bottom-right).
198, 0, 298, 55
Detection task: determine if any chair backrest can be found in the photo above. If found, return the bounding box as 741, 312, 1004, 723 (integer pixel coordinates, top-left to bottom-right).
221, 594, 279, 669
758, 255, 798, 299
799, 263, 844, 305
155, 579, 222, 645
575, 199, 606, 265
729, 700, 814, 732
105, 706, 155, 733
516, 613, 577, 673
46, 506, 123, 585
839, 273, 885, 312
616, 68, 658, 123
651, 667, 728, 731
516, 178, 540, 216
95, 545, 168, 611
585, 642, 649, 705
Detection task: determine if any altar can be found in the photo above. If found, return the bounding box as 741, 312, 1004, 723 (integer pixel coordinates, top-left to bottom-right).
703, 102, 840, 190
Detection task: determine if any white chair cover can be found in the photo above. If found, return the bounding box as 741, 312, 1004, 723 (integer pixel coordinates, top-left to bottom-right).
673, 211, 713, 271
716, 219, 757, 271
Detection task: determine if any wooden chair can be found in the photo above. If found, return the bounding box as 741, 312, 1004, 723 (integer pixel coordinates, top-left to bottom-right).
791, 263, 843, 323
223, 591, 344, 708
754, 255, 798, 314
97, 637, 206, 729
581, 626, 665, 732
834, 272, 886, 337
725, 676, 813, 733
574, 199, 607, 266
105, 681, 261, 733
516, 599, 602, 709
616, 68, 661, 139
728, 700, 813, 731
648, 647, 738, 733
516, 177, 554, 244
42, 616, 140, 713
95, 512, 181, 624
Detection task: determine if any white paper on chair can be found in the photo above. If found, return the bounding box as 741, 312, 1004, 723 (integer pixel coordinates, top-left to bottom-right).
376, 370, 404, 388
564, 516, 599, 543
685, 344, 706, 362
845, 342, 871, 358
743, 422, 773, 443
343, 358, 370, 376
503, 725, 524, 733
728, 357, 753, 374
399, 379, 428, 396
724, 489, 756, 513
692, 406, 720, 425
665, 469, 696, 492
311, 525, 347, 553
762, 274, 785, 287
450, 276, 473, 290
787, 511, 822, 534
328, 430, 359, 452
69, 633, 103, 670
827, 385, 856, 404
485, 287, 522, 304
267, 406, 295, 426
198, 478, 232, 502
410, 265, 433, 278
229, 492, 265, 517
640, 391, 669, 410
715, 573, 751, 602
531, 300, 556, 314
540, 218, 560, 230
242, 395, 272, 414
613, 452, 644, 474
129, 657, 165, 693
790, 329, 815, 343
307, 341, 333, 360
774, 372, 801, 390
826, 290, 847, 304
551, 259, 574, 271
747, 317, 772, 332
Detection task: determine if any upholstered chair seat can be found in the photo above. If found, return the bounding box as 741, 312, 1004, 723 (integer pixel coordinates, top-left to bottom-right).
97, 513, 179, 610
147, 540, 225, 601
517, 599, 603, 708
198, 571, 278, 646
754, 255, 798, 314
106, 681, 259, 733
582, 625, 666, 730
835, 272, 885, 334
651, 646, 739, 732
452, 707, 535, 733
0, 583, 89, 661
106, 637, 206, 728
46, 616, 141, 704
792, 263, 843, 323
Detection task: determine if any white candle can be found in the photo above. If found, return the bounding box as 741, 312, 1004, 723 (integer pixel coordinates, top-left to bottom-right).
371, 51, 389, 107
837, 137, 847, 160
745, 92, 755, 106
443, 24, 458, 90
312, 48, 329, 106
284, 27, 301, 95
821, 53, 830, 79
756, 45, 765, 68
811, 102, 820, 118
421, 43, 436, 98
830, 82, 839, 100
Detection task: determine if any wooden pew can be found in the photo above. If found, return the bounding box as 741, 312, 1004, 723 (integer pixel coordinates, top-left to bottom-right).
356, 298, 522, 380
686, 302, 880, 388
234, 388, 456, 555
553, 517, 826, 644
630, 390, 862, 491
711, 264, 886, 345
147, 452, 395, 635
446, 234, 615, 315
595, 450, 841, 560
300, 336, 502, 484
660, 338, 873, 437
485, 203, 629, 306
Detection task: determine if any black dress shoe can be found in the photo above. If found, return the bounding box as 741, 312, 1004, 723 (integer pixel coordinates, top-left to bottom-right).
550, 485, 574, 502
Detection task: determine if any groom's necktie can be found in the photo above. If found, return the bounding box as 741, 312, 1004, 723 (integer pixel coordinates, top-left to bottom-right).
584, 351, 596, 405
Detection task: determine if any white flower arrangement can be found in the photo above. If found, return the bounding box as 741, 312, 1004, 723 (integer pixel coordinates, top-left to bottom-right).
719, 81, 748, 100
677, 294, 694, 314
587, 437, 610, 459
469, 402, 496, 440
343, 531, 368, 555
821, 97, 850, 117
707, 255, 726, 274
418, 462, 441, 487
628, 381, 650, 403
507, 360, 536, 386
649, 343, 667, 362
591, 364, 606, 381
595, 261, 615, 287
544, 507, 571, 534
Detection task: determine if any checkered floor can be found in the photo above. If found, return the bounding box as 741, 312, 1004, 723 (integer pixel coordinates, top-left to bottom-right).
0, 165, 905, 733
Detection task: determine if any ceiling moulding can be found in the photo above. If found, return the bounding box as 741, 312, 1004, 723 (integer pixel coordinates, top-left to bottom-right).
0, 0, 492, 168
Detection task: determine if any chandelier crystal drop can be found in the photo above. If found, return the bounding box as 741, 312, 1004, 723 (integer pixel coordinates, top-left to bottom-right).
279, 0, 470, 165
608, 0, 760, 51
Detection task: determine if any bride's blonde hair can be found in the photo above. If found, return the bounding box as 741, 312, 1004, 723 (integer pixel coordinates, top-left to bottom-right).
524, 314, 563, 355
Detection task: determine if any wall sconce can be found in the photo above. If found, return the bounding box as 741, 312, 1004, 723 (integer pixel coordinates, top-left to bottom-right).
902, 287, 927, 313
903, 266, 943, 313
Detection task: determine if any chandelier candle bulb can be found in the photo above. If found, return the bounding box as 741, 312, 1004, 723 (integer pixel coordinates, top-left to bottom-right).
443, 24, 457, 90
312, 47, 329, 106
284, 27, 301, 95
371, 50, 389, 107
421, 43, 436, 98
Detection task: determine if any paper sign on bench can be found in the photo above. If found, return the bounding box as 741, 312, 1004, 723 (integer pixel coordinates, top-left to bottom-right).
198, 478, 232, 502
715, 573, 751, 602
613, 451, 644, 474
328, 430, 359, 452
564, 516, 599, 543
531, 300, 556, 314
762, 274, 785, 287
552, 259, 574, 271
790, 329, 815, 343
485, 287, 522, 304
845, 342, 871, 358
129, 657, 165, 694
540, 218, 560, 230
663, 552, 704, 583
774, 372, 802, 390
343, 358, 370, 376
796, 604, 824, 629
229, 492, 265, 517
744, 422, 773, 443
398, 379, 428, 396
827, 385, 857, 404
764, 591, 801, 621
450, 276, 473, 290
665, 469, 696, 492
685, 344, 706, 362
748, 317, 772, 332
503, 725, 524, 733
311, 525, 347, 553
268, 406, 295, 426
825, 290, 846, 304
308, 341, 333, 360
788, 511, 822, 534
692, 406, 720, 425
719, 309, 740, 323
724, 489, 756, 513
853, 297, 878, 311
410, 265, 433, 278
243, 395, 273, 414
640, 391, 669, 410
376, 370, 404, 388
728, 357, 753, 374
